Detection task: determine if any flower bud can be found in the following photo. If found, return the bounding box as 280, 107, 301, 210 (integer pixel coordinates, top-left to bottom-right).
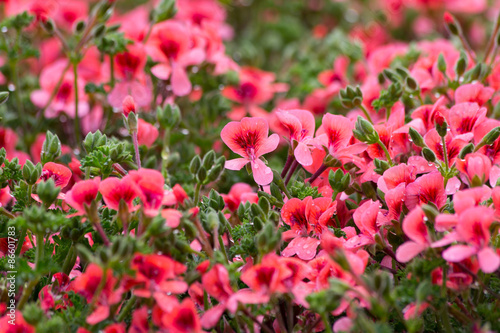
157, 103, 181, 129
22, 160, 42, 185
154, 0, 177, 23
0, 91, 9, 105
434, 112, 448, 137
476, 126, 500, 149
409, 127, 425, 147
455, 52, 467, 77
37, 178, 61, 207
74, 20, 86, 34
41, 131, 62, 164
405, 76, 418, 91
189, 155, 202, 174
444, 12, 459, 35
122, 95, 136, 117
422, 147, 437, 163
437, 53, 447, 73
83, 130, 107, 154
41, 18, 55, 33
323, 154, 342, 167
458, 143, 475, 160
353, 116, 379, 144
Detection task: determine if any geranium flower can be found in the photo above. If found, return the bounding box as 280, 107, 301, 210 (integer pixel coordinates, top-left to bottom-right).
405, 172, 447, 210
129, 253, 188, 311
71, 263, 123, 325
64, 178, 100, 216
221, 117, 279, 185
276, 109, 316, 166
456, 152, 491, 186
147, 21, 205, 96
455, 83, 494, 106
128, 169, 165, 217
396, 206, 430, 262
137, 119, 159, 148
99, 176, 141, 211
221, 183, 258, 211
108, 43, 152, 108
441, 207, 500, 273
39, 162, 72, 189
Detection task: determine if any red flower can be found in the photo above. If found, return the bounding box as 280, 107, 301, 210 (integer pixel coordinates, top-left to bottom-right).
163, 184, 189, 206
162, 299, 203, 333
200, 264, 235, 329
221, 117, 279, 185
64, 178, 100, 216
103, 323, 126, 333
0, 311, 35, 333
71, 263, 123, 325
99, 176, 141, 211
221, 183, 258, 211
316, 113, 367, 164
39, 162, 72, 189
129, 253, 188, 310
455, 83, 494, 106
405, 172, 447, 210
276, 109, 316, 166
128, 168, 165, 217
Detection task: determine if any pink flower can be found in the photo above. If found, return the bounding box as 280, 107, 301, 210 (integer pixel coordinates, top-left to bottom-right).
222, 183, 258, 211
108, 43, 152, 108
276, 109, 316, 166
442, 207, 500, 273
31, 60, 89, 118
456, 152, 491, 186
65, 178, 100, 216
147, 21, 205, 96
221, 117, 279, 185
128, 169, 165, 217
99, 176, 141, 211
455, 83, 494, 106
396, 206, 430, 262
137, 119, 159, 148
405, 172, 447, 211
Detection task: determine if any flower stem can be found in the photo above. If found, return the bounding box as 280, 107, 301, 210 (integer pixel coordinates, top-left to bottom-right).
281, 153, 294, 178
73, 61, 81, 144
284, 160, 299, 186
132, 131, 141, 169
194, 183, 201, 206
308, 163, 327, 184
117, 295, 136, 322
378, 139, 394, 166
359, 104, 374, 124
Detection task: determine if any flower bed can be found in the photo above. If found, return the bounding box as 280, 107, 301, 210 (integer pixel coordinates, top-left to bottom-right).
1, 0, 500, 332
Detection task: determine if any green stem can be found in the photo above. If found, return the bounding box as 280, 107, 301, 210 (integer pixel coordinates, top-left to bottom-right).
117, 295, 137, 322
320, 313, 333, 333
442, 136, 449, 171
194, 183, 202, 206
377, 139, 394, 166
359, 105, 374, 124
73, 62, 81, 144
62, 244, 76, 275
132, 131, 141, 169
109, 54, 115, 89
18, 233, 44, 310
0, 207, 15, 219
218, 233, 229, 262
15, 227, 26, 256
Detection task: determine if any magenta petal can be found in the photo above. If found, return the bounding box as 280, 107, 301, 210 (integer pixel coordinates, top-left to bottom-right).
295, 142, 313, 166
201, 304, 226, 329
171, 64, 192, 96
251, 159, 273, 185
282, 237, 320, 261
442, 245, 477, 262
86, 305, 109, 325
225, 158, 249, 170
151, 63, 172, 80
477, 247, 500, 273
395, 241, 427, 263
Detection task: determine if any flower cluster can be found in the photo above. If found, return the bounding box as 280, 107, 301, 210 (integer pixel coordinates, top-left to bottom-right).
1, 0, 500, 332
